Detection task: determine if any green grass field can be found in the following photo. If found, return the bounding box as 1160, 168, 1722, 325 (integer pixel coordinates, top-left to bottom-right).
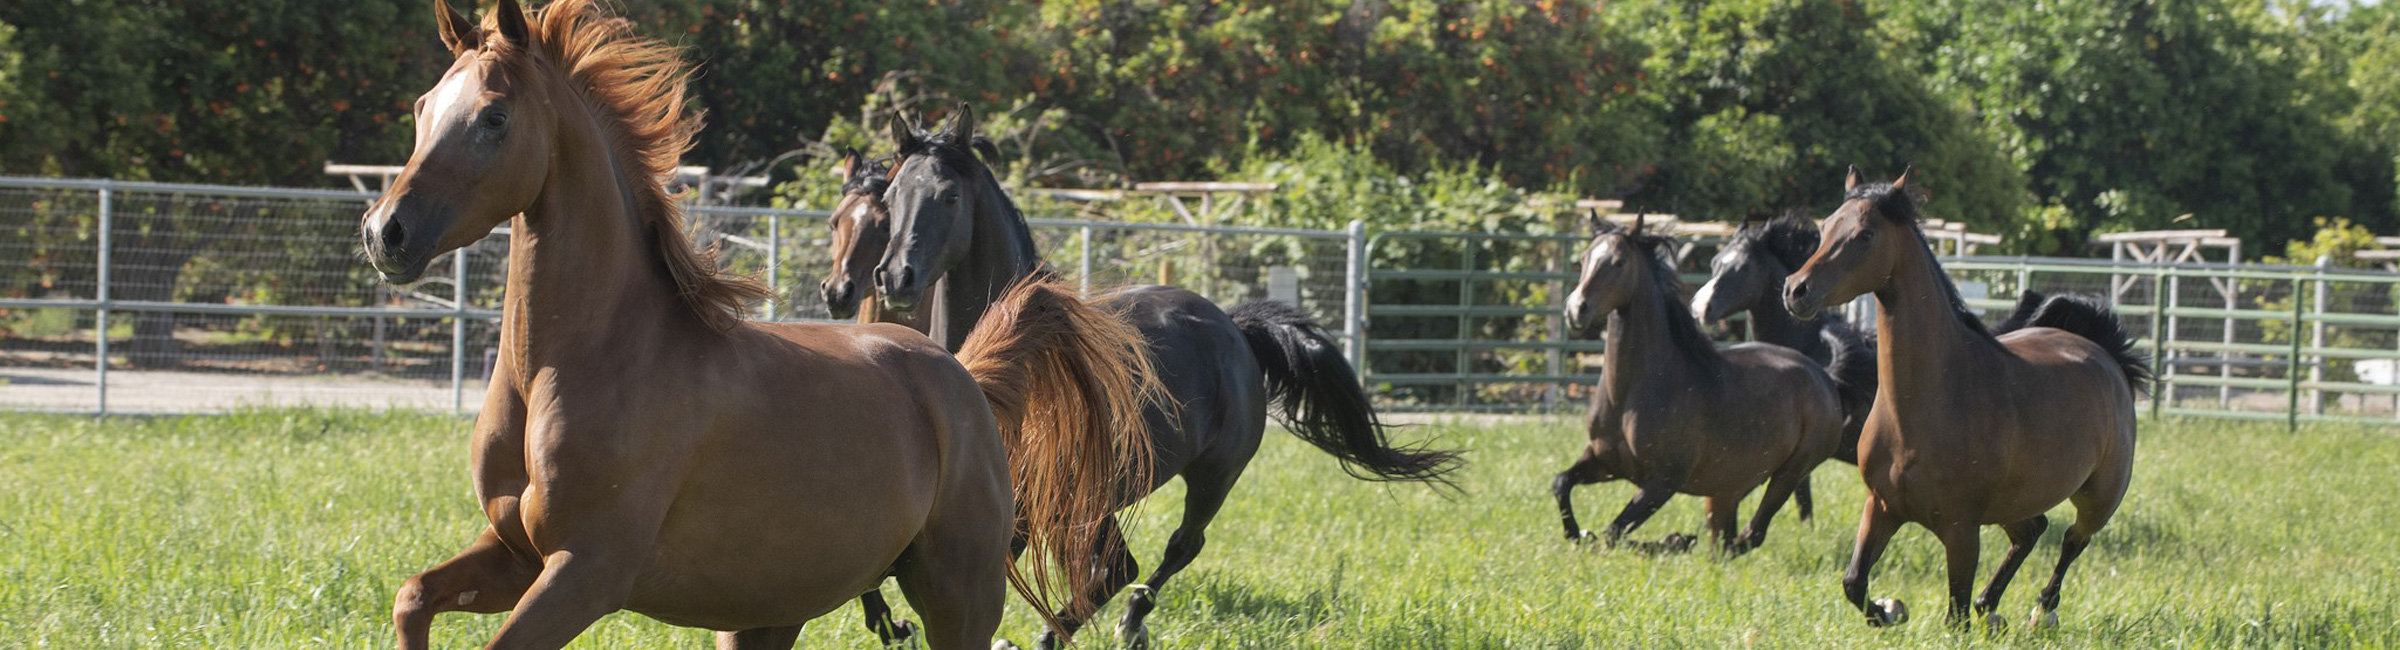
1, 410, 2395, 648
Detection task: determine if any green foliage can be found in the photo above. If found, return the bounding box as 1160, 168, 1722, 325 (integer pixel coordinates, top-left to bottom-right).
1002, 1, 1660, 197
1615, 0, 2030, 234
0, 0, 446, 184
1884, 0, 2391, 248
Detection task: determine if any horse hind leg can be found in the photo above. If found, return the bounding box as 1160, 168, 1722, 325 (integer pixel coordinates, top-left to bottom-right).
1732, 469, 1807, 555
1035, 516, 1138, 650
1974, 515, 2049, 622
2034, 475, 2128, 628
858, 588, 916, 646
393, 528, 540, 650
1117, 462, 1245, 650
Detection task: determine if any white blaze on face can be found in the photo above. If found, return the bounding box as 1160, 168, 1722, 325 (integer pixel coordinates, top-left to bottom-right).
1689, 279, 1718, 323
850, 203, 872, 226
420, 69, 482, 138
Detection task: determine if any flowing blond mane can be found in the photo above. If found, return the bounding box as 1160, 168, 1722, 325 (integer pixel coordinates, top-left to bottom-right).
495, 0, 768, 331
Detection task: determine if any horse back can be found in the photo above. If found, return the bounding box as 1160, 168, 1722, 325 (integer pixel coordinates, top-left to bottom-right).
1096, 285, 1267, 496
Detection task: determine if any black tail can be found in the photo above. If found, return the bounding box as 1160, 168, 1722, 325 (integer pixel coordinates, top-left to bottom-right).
1992, 289, 2048, 334
1819, 322, 1879, 433
1227, 300, 1462, 486
2022, 294, 2154, 397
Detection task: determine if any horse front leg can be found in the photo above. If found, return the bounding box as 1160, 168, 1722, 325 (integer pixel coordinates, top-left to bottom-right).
1601, 485, 1684, 551
1844, 499, 1907, 627
482, 546, 652, 650
1551, 453, 1609, 542
394, 528, 541, 650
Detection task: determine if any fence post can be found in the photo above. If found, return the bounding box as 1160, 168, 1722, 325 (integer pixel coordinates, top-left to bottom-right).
2309, 256, 2329, 416
1344, 220, 1367, 383
1079, 225, 1094, 295
2288, 276, 2305, 432
94, 187, 112, 416
1455, 239, 1476, 410
2160, 269, 2179, 422
452, 249, 469, 416
765, 213, 781, 319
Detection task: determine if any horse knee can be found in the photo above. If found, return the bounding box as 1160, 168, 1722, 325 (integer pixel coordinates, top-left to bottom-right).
1841, 569, 1869, 608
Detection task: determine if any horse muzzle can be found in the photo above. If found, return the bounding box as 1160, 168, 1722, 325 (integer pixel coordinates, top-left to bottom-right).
361, 197, 435, 284
1783, 280, 1822, 320
821, 278, 859, 319
874, 263, 921, 313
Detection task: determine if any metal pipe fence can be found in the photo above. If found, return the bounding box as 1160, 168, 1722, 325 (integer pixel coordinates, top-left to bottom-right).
10, 176, 2400, 427
0, 176, 1362, 415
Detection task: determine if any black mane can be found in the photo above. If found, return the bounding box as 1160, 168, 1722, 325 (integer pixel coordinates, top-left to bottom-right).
1848, 181, 1996, 341
1598, 224, 1720, 361
1731, 212, 1822, 271
842, 156, 891, 197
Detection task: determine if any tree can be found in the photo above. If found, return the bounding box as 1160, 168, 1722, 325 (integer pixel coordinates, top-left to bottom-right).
1613, 0, 2029, 233
0, 0, 449, 366
1884, 0, 2385, 249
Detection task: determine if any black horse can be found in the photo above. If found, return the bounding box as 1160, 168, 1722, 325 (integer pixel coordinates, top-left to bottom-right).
1689, 214, 1875, 520
862, 103, 1461, 649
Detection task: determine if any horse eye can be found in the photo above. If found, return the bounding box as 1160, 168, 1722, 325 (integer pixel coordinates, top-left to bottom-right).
481, 110, 509, 130
942, 192, 960, 205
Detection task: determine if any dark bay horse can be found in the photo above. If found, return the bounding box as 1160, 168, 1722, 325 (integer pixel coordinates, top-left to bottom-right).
1783, 169, 2147, 630
363, 2, 1160, 648
818, 147, 921, 328
871, 104, 1461, 648
1690, 214, 1878, 520
1552, 214, 1856, 555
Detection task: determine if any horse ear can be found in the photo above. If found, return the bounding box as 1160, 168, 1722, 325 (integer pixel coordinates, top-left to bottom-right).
1584, 209, 1604, 236
835, 147, 860, 179
1632, 213, 1648, 236
1893, 165, 1914, 190
493, 0, 531, 46
887, 114, 920, 152
945, 102, 977, 141
1844, 165, 1861, 191
434, 0, 477, 54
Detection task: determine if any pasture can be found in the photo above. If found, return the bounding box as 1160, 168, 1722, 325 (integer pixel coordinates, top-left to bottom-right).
0, 410, 2393, 648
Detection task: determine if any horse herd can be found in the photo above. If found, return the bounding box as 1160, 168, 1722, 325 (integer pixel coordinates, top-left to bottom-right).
357, 1, 2150, 648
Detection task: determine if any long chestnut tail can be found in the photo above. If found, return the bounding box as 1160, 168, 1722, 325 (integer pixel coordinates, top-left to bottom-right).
1228, 300, 1462, 486
955, 278, 1164, 639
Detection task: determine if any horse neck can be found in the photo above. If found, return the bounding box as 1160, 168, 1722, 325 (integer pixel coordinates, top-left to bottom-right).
501, 105, 691, 379
1600, 274, 1718, 408
1870, 233, 1985, 401
936, 176, 1043, 349
1745, 292, 1830, 359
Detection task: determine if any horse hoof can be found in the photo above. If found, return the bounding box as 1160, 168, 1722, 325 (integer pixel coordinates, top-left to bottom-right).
1983, 612, 2008, 634
1868, 598, 1910, 627
2030, 606, 2058, 630
1574, 529, 1597, 544
1661, 533, 1697, 553
884, 621, 918, 647
1115, 620, 1151, 650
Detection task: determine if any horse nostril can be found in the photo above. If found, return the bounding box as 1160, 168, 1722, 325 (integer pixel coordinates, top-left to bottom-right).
1789, 283, 1810, 299
894, 266, 916, 291
379, 220, 408, 256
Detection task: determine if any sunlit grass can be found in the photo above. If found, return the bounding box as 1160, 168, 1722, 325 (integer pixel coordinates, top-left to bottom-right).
0, 410, 2393, 648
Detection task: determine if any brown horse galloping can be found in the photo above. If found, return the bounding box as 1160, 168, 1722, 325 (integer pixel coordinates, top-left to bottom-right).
1783, 169, 2148, 630
1552, 214, 1854, 555
364, 2, 1157, 648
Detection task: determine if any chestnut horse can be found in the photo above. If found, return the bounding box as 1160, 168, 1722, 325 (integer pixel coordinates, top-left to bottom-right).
363, 2, 1158, 648
1783, 169, 2148, 630
818, 147, 922, 328
1690, 213, 1879, 521
872, 105, 1461, 648
1552, 214, 1855, 555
